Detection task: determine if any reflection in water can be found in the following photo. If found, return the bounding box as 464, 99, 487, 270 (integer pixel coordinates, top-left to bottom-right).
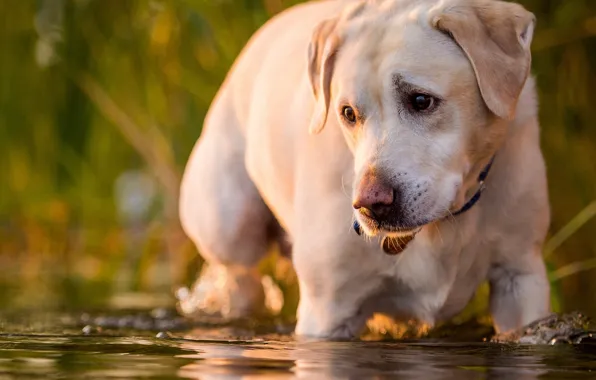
169, 334, 596, 380
1, 313, 595, 379
174, 337, 594, 380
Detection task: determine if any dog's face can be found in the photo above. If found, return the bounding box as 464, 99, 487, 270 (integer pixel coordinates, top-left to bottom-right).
308, 0, 535, 241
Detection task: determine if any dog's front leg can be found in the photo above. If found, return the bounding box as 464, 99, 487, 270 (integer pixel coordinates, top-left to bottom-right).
488, 248, 551, 334
294, 282, 373, 339
291, 219, 389, 339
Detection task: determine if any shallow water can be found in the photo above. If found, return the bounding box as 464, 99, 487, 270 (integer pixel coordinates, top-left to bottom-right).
1, 310, 596, 379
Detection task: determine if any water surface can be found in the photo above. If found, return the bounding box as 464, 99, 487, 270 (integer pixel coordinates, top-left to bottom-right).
1, 309, 596, 379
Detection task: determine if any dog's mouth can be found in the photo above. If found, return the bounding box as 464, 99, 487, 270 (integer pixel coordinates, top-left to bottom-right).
380, 228, 422, 255
353, 213, 426, 255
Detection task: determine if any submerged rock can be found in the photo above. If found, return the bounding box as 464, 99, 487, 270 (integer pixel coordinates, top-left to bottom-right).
491, 311, 596, 345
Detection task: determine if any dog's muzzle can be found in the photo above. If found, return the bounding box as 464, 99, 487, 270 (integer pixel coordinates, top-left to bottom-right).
352, 155, 496, 256
353, 220, 419, 255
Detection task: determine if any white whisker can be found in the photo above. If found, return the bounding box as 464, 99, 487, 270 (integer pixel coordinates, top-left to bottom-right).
434, 223, 444, 245
340, 175, 352, 200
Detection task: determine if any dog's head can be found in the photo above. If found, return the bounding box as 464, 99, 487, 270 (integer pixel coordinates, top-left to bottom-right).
307, 0, 535, 240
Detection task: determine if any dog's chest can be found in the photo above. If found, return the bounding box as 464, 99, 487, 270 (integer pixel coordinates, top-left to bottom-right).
380, 233, 490, 322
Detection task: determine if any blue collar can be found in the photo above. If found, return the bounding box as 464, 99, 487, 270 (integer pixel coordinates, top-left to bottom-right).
452, 156, 495, 216
352, 156, 495, 236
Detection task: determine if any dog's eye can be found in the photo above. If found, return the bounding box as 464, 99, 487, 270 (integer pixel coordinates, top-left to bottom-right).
408, 93, 435, 112
342, 106, 357, 123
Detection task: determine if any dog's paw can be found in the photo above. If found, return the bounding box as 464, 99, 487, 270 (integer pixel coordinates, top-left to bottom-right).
175, 263, 276, 320
490, 330, 522, 343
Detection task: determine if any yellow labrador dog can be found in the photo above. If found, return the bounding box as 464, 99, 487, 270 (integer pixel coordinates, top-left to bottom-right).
179, 0, 551, 338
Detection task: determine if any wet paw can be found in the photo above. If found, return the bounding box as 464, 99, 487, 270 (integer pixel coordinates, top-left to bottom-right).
175, 263, 279, 321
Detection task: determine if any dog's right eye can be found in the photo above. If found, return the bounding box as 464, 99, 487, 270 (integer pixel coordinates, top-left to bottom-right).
408, 93, 436, 112
342, 106, 357, 123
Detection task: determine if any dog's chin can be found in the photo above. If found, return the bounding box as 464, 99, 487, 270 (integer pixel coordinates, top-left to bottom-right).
381, 225, 423, 238
355, 214, 427, 256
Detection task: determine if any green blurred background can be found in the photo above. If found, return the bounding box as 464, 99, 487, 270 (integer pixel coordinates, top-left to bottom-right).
0, 0, 595, 321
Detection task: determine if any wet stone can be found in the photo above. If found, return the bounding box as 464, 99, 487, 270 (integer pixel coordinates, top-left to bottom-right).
497, 311, 596, 344
155, 331, 173, 339
81, 325, 101, 335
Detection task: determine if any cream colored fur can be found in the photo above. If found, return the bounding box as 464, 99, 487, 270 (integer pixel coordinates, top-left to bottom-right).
179, 0, 551, 338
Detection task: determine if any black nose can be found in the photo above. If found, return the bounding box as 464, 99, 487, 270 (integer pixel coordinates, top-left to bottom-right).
357, 202, 388, 220
358, 187, 403, 223
353, 172, 395, 211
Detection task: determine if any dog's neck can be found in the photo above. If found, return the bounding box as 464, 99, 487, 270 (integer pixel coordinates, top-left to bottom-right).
452, 155, 495, 216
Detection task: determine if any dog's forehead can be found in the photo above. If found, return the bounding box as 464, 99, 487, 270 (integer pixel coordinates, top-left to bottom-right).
338, 2, 473, 96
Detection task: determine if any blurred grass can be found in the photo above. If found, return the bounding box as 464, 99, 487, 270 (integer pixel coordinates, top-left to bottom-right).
0, 0, 595, 321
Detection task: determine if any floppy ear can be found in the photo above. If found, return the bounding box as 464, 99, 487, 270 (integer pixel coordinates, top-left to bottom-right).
307, 17, 341, 134
432, 0, 535, 120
